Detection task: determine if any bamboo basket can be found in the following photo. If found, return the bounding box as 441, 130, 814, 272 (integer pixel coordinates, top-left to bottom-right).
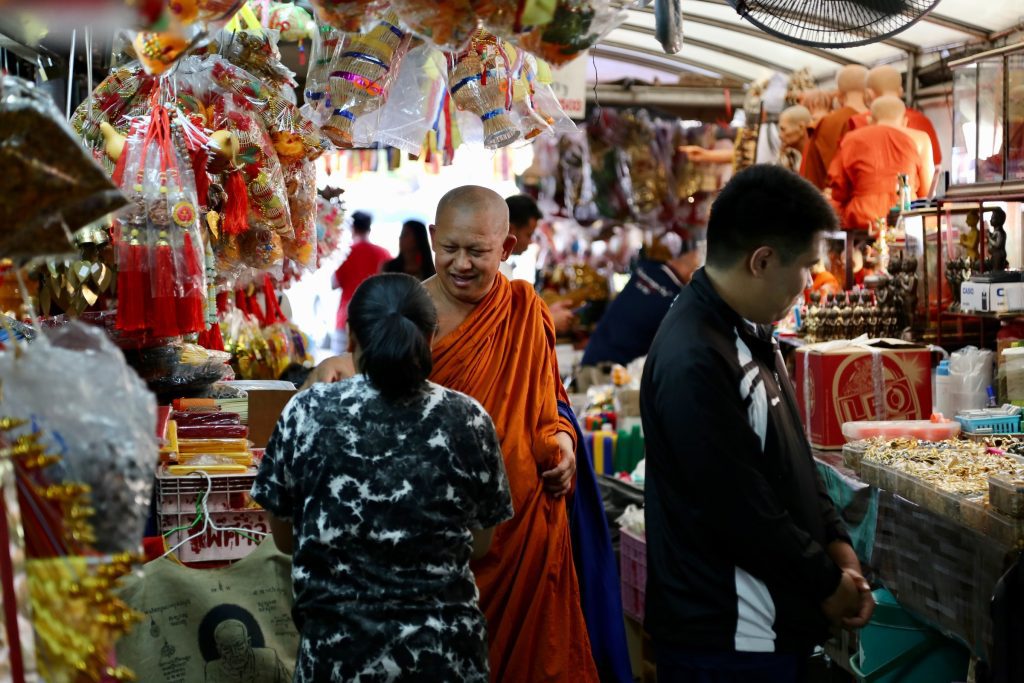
324, 12, 408, 147
448, 46, 520, 149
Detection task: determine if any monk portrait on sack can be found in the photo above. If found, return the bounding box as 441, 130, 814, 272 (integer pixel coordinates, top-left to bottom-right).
304, 186, 598, 682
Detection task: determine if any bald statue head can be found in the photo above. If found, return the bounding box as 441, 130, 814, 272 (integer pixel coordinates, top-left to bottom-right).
430, 185, 517, 305
869, 95, 907, 126
836, 65, 868, 95
779, 105, 812, 149
867, 65, 903, 99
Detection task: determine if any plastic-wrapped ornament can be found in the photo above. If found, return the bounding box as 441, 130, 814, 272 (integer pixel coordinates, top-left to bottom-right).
323, 11, 412, 147
448, 30, 520, 149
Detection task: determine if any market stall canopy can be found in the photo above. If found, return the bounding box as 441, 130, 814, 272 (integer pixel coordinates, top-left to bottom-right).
592, 0, 1024, 86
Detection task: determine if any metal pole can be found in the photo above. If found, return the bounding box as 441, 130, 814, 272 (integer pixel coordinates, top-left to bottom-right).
905, 49, 917, 107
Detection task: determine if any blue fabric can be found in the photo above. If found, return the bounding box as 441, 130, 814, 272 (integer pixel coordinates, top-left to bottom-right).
654, 645, 804, 683
581, 260, 684, 366
561, 401, 634, 683
815, 461, 879, 565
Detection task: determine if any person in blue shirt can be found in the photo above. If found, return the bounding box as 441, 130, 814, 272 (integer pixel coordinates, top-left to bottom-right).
581, 237, 701, 369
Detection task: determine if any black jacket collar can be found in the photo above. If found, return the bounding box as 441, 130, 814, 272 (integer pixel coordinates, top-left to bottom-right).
688, 268, 777, 357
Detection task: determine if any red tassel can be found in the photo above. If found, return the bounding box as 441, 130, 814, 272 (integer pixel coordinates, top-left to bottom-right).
235, 290, 250, 317
198, 322, 225, 351
115, 238, 148, 332
263, 275, 286, 324
222, 171, 250, 235
216, 291, 230, 315
150, 240, 181, 338
111, 145, 130, 189
177, 231, 206, 334
189, 149, 211, 210
247, 291, 266, 326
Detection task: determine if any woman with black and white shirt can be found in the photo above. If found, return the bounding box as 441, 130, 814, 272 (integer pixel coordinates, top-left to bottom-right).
252, 273, 513, 682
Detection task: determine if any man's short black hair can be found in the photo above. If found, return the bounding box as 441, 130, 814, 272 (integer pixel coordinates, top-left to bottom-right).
506, 194, 543, 228
351, 211, 373, 234
705, 165, 837, 268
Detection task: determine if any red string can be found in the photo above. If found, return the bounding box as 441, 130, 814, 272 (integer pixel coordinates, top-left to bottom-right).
0, 489, 26, 683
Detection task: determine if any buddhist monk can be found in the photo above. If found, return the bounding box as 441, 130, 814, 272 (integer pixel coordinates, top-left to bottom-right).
778, 105, 813, 172
801, 65, 869, 189
305, 186, 599, 683
829, 96, 926, 232
849, 65, 942, 165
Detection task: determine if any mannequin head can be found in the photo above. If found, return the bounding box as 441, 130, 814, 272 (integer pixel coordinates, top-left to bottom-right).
867, 65, 904, 99
869, 95, 907, 126
836, 65, 869, 110
779, 105, 813, 150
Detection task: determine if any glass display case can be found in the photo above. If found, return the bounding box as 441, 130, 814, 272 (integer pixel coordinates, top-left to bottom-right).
949, 43, 1024, 194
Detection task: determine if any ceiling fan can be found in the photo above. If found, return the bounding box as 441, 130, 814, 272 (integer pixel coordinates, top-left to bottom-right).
726, 0, 942, 48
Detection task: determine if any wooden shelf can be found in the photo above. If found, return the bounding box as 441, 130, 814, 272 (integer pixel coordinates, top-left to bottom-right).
942, 310, 1024, 320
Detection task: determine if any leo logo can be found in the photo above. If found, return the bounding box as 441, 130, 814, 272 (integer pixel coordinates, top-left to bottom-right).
832, 352, 925, 422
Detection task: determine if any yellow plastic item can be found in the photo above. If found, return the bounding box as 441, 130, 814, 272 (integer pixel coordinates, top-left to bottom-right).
167, 464, 249, 475
159, 420, 180, 462
226, 3, 265, 35
177, 438, 250, 454
179, 453, 253, 465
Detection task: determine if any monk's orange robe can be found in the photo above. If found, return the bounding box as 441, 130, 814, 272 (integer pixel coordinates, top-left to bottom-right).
800, 105, 860, 189
431, 274, 598, 683
828, 126, 924, 231
849, 107, 942, 165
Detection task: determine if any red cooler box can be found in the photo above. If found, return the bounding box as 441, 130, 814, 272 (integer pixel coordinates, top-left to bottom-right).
794, 339, 933, 450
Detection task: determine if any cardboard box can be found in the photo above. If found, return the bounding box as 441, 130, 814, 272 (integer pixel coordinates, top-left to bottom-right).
794, 339, 933, 449
247, 388, 297, 448
960, 281, 1024, 313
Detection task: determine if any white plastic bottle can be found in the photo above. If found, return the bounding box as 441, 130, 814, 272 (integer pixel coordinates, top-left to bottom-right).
934, 360, 953, 418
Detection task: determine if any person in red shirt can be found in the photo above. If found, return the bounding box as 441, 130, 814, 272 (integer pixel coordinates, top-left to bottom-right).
332, 211, 392, 353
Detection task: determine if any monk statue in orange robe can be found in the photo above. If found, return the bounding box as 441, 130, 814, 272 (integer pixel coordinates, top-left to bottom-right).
849, 65, 943, 166
829, 96, 927, 232
305, 186, 599, 683
801, 65, 869, 189
778, 105, 813, 172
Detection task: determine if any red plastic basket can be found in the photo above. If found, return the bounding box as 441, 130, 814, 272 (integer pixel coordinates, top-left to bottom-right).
620, 527, 647, 623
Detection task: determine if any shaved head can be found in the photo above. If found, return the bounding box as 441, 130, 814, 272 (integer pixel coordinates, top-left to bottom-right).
435, 185, 509, 237
867, 65, 903, 97
836, 65, 868, 94
870, 95, 907, 124
780, 105, 812, 127
430, 185, 517, 305
779, 105, 812, 148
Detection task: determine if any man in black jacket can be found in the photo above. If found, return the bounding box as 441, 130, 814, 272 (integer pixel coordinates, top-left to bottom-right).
641, 165, 874, 682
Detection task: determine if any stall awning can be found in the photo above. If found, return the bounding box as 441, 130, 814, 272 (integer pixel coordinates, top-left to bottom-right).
592, 0, 1024, 86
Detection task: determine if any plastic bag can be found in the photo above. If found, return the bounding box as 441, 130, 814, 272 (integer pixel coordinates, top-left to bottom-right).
316, 195, 346, 265
308, 0, 387, 32
70, 62, 157, 173
112, 106, 208, 338
261, 2, 316, 42
304, 22, 347, 125
355, 44, 448, 154
1, 76, 127, 260
513, 0, 626, 66
0, 321, 158, 553
448, 30, 521, 149
216, 95, 294, 238
203, 54, 330, 161
281, 158, 319, 270
530, 57, 578, 135
322, 11, 413, 148
221, 29, 298, 90
391, 0, 479, 50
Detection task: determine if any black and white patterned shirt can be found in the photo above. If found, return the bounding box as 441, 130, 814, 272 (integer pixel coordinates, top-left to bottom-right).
252, 375, 513, 682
